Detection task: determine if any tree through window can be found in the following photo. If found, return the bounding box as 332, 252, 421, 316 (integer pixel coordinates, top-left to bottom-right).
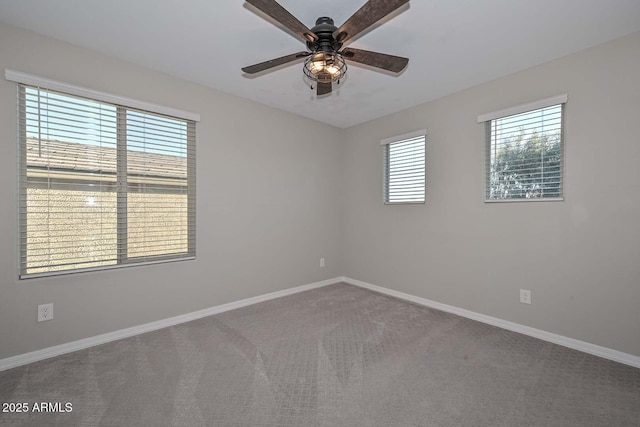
485, 103, 564, 201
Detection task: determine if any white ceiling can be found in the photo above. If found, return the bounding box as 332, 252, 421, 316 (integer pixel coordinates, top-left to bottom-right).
1, 1, 640, 128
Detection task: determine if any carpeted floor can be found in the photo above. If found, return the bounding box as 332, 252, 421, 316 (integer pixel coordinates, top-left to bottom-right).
0, 283, 639, 426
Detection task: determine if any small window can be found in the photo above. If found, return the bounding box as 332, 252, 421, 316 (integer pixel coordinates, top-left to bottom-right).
17, 84, 196, 278
382, 130, 426, 204
480, 96, 566, 202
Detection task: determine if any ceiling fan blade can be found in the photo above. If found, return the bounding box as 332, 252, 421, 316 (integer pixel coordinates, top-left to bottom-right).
317, 82, 332, 96
342, 48, 408, 73
334, 0, 409, 43
246, 0, 318, 43
242, 51, 309, 74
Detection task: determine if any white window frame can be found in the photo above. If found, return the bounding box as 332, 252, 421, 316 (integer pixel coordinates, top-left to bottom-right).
6, 70, 200, 278
478, 95, 567, 203
381, 129, 427, 205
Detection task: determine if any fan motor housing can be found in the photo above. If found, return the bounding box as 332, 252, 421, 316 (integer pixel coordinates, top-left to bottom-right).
307, 17, 342, 53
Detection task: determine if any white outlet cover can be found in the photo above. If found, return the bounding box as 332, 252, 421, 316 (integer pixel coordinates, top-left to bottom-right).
519, 290, 532, 305
38, 303, 54, 322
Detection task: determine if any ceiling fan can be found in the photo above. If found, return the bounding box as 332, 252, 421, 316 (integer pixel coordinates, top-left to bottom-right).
242, 0, 410, 96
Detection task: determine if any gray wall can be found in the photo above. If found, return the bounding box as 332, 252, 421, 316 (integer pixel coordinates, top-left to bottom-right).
341, 31, 640, 357
1, 22, 638, 361
0, 23, 343, 359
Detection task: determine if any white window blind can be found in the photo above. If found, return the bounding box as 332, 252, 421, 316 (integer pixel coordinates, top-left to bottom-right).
483, 100, 565, 202
382, 131, 426, 204
18, 84, 196, 278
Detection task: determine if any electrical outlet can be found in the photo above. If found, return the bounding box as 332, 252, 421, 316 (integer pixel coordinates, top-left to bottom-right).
38, 303, 54, 322
519, 289, 531, 305
320, 257, 325, 268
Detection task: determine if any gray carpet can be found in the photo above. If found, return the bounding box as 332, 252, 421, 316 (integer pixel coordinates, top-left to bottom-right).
0, 283, 639, 426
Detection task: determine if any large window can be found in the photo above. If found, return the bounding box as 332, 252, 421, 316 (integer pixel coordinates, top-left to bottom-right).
18, 83, 196, 278
480, 95, 566, 202
382, 130, 426, 204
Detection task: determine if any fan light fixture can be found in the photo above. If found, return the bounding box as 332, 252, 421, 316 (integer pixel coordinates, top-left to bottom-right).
303, 52, 347, 84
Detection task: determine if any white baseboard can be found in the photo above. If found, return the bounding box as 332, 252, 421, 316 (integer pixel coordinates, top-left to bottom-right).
0, 277, 342, 372
341, 276, 640, 369
4, 276, 638, 371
